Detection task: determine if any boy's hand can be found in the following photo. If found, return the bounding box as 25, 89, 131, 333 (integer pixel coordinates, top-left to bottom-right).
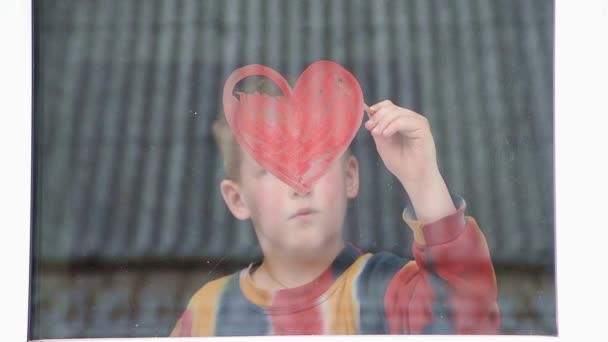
364, 100, 438, 185
364, 100, 455, 222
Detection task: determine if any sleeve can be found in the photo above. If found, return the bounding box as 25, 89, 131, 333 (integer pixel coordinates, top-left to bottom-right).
383, 196, 500, 334
168, 275, 232, 337
169, 308, 193, 337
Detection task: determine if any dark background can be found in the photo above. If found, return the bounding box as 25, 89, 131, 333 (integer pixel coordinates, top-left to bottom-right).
31, 0, 555, 338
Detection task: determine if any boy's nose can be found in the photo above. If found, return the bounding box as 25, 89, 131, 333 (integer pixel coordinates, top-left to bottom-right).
291, 187, 312, 197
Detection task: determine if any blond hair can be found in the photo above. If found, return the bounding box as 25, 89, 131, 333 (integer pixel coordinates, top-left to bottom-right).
212, 77, 284, 180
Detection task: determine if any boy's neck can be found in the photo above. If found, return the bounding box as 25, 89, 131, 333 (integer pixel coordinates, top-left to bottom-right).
253, 241, 345, 291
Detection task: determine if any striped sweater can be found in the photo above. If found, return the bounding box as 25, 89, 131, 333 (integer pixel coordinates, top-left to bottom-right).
170, 197, 499, 335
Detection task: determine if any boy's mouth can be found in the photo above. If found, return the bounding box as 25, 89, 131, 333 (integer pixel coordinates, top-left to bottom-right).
290, 208, 318, 219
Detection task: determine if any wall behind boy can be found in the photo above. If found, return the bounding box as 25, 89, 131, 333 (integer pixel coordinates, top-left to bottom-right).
31, 0, 555, 338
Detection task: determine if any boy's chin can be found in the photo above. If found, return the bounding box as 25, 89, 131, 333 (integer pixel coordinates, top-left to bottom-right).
280, 236, 343, 260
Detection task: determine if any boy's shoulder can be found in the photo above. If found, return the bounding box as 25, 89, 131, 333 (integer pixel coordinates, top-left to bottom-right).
357, 251, 410, 280
187, 271, 239, 307
335, 245, 411, 286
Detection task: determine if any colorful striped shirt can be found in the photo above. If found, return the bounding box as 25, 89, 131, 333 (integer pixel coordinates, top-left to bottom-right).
170, 198, 499, 336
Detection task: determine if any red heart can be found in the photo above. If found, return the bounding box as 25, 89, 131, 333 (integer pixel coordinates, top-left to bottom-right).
222, 60, 364, 192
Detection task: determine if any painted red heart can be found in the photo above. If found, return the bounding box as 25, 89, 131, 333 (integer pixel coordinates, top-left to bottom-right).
222, 60, 364, 192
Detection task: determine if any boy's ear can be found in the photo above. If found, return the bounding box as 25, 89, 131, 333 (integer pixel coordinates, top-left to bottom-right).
219, 179, 250, 220
345, 155, 360, 199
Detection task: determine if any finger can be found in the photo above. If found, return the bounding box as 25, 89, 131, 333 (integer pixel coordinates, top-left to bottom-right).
371, 106, 400, 120
363, 103, 375, 118
370, 101, 425, 120
365, 106, 399, 131
369, 99, 395, 112
364, 107, 390, 131
383, 115, 429, 137
396, 107, 426, 120
370, 109, 402, 136
377, 107, 425, 128
366, 103, 418, 127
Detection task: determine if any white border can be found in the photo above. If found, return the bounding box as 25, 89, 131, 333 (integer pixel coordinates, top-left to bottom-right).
1, 0, 32, 341
4, 0, 608, 341
554, 0, 608, 340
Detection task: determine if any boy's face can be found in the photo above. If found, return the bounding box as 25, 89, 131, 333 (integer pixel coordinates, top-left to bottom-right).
220, 150, 359, 260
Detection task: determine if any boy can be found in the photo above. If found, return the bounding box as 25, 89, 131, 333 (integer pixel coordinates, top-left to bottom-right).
170, 80, 499, 336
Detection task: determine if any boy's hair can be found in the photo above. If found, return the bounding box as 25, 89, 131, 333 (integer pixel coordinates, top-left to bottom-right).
212, 77, 284, 180
212, 76, 353, 181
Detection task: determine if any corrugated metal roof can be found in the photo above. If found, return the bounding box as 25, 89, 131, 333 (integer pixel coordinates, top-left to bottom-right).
32, 0, 555, 338
37, 1, 553, 262
35, 0, 554, 266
